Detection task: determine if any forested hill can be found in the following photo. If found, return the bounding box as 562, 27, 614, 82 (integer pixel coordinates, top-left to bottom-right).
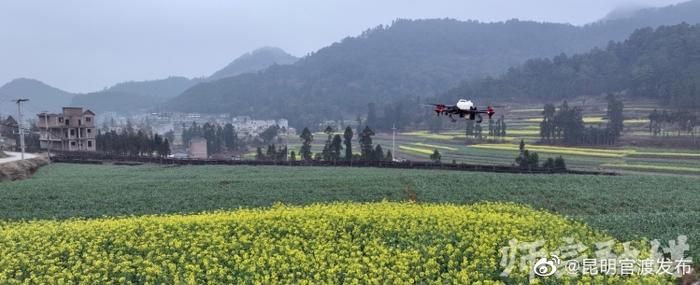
70, 47, 297, 114
71, 77, 202, 114
209, 47, 298, 80
0, 78, 73, 115
437, 24, 700, 110
165, 1, 700, 127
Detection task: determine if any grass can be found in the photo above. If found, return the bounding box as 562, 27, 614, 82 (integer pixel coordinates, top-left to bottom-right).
602, 163, 700, 174
399, 145, 433, 155
412, 142, 458, 151
2, 163, 700, 261
469, 144, 629, 158
401, 131, 456, 140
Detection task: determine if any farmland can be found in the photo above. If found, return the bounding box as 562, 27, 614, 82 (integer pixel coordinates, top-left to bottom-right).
367, 96, 699, 176
268, 97, 699, 176
2, 164, 699, 261
0, 202, 672, 284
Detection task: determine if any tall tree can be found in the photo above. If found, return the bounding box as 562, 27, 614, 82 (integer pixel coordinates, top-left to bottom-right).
373, 145, 384, 162
299, 127, 313, 161
359, 126, 375, 161
322, 126, 334, 161
330, 134, 343, 162
223, 123, 238, 150
606, 93, 625, 143
343, 126, 354, 161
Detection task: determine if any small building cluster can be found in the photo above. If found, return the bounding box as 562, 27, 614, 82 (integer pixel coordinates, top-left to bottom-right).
231, 116, 290, 137
37, 107, 97, 152
0, 116, 18, 150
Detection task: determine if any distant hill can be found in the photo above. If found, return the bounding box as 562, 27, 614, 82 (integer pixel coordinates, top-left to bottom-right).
437, 23, 700, 110
71, 90, 164, 114
70, 76, 202, 114
70, 47, 297, 113
0, 78, 74, 116
209, 47, 298, 80
165, 0, 700, 127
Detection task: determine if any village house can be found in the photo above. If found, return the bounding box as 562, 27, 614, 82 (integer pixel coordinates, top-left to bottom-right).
37, 107, 97, 152
188, 137, 208, 159
0, 116, 18, 150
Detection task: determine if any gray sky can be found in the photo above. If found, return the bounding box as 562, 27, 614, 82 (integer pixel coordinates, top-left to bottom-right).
0, 0, 687, 93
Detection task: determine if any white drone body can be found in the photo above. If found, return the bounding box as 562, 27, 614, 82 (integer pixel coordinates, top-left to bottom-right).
455, 99, 474, 110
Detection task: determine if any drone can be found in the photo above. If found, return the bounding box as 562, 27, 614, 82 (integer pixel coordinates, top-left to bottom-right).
429, 99, 496, 123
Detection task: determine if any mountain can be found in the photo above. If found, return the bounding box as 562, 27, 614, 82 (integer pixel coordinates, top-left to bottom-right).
437, 24, 700, 109
70, 76, 202, 114
0, 78, 74, 116
600, 4, 649, 22
209, 47, 298, 80
70, 47, 297, 113
71, 91, 164, 114
165, 1, 700, 127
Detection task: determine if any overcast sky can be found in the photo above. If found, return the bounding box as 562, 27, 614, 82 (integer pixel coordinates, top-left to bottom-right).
0, 0, 687, 93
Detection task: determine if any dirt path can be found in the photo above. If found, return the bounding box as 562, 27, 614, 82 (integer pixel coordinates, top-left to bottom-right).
0, 152, 38, 164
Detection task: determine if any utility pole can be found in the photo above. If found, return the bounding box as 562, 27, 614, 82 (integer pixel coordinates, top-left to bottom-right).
42, 111, 51, 163
391, 124, 396, 162
13, 99, 29, 160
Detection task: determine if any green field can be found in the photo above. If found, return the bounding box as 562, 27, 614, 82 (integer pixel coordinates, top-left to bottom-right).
2, 163, 699, 260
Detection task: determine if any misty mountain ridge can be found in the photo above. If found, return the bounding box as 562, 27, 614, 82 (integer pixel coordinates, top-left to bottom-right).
165, 0, 700, 127
438, 23, 700, 110
209, 47, 298, 80
70, 47, 297, 113
600, 4, 650, 21
0, 78, 73, 116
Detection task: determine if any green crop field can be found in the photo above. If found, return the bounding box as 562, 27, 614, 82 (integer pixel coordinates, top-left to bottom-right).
2, 163, 699, 261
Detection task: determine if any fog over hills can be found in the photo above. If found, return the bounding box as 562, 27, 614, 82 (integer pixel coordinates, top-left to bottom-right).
69, 47, 298, 114
0, 78, 73, 117
209, 47, 298, 81
438, 23, 700, 110
165, 0, 700, 127
2, 1, 699, 121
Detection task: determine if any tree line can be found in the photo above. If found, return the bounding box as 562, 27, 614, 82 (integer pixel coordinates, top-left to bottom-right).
181, 122, 240, 156
539, 94, 624, 146
438, 24, 700, 111
648, 109, 698, 136
96, 127, 170, 157
255, 125, 392, 162
515, 140, 567, 171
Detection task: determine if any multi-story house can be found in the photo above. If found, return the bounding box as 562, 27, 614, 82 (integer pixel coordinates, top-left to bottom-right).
37, 107, 97, 151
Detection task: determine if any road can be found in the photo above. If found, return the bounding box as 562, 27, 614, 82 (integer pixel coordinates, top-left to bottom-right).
0, 151, 37, 164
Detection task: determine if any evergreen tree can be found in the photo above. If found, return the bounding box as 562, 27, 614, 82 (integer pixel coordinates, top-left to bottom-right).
430, 149, 442, 163
330, 134, 343, 162
606, 93, 625, 143
223, 123, 238, 150
299, 127, 313, 161
359, 126, 375, 161
161, 139, 171, 157
385, 150, 393, 162
322, 126, 334, 161
554, 156, 567, 170
343, 126, 354, 161
256, 147, 265, 161
373, 145, 384, 161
